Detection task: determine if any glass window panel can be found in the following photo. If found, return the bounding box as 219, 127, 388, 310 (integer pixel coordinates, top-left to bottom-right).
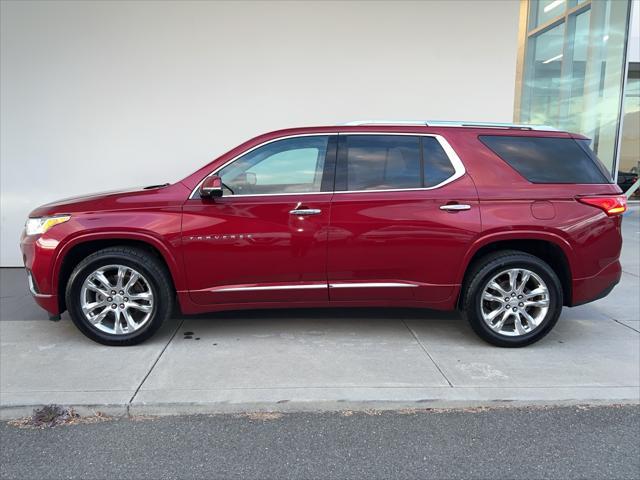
522, 22, 566, 126
529, 0, 568, 29
561, 9, 591, 133
579, 0, 631, 172
479, 135, 611, 184
345, 135, 420, 191
218, 136, 328, 195
520, 1, 631, 174
618, 64, 640, 195
422, 137, 455, 187
247, 148, 320, 185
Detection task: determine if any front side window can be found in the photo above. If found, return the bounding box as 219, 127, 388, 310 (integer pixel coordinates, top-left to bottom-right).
217, 136, 329, 195
343, 135, 421, 191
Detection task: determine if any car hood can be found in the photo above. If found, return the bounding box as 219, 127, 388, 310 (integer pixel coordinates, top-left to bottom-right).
28, 183, 187, 217
38, 187, 148, 209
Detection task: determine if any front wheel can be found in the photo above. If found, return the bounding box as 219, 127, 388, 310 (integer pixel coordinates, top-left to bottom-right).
462, 251, 563, 347
65, 247, 173, 346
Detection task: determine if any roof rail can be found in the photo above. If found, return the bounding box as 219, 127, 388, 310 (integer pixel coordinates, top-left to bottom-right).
342, 120, 559, 131
342, 120, 427, 126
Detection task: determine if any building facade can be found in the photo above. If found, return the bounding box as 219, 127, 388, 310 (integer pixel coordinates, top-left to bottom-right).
515, 0, 639, 194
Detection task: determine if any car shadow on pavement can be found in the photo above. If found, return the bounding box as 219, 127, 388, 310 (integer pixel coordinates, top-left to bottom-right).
177, 305, 463, 322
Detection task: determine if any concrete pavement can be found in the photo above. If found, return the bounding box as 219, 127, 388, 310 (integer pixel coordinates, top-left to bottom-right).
1, 205, 638, 418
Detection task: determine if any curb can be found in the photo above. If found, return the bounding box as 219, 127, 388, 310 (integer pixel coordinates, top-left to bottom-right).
3, 397, 639, 421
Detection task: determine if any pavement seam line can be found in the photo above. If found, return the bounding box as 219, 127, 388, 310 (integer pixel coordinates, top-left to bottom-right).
595, 308, 640, 333
401, 319, 454, 387
621, 270, 639, 278
127, 317, 186, 411
611, 318, 640, 333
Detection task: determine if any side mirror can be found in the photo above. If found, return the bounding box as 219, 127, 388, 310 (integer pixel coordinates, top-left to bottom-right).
199, 175, 223, 198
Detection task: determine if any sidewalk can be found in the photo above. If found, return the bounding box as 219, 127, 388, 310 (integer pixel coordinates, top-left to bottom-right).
1, 207, 638, 419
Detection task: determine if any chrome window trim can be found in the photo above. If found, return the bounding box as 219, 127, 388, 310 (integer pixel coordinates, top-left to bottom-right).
189, 132, 466, 199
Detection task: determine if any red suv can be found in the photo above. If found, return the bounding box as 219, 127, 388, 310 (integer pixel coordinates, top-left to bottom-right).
20, 122, 626, 347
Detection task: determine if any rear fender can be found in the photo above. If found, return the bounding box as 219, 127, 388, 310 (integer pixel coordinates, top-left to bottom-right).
458, 230, 575, 285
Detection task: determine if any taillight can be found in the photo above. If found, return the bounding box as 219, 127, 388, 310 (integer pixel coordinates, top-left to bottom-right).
577, 195, 627, 216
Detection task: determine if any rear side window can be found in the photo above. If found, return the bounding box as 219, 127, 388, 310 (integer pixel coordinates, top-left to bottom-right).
479, 136, 612, 184
338, 135, 458, 191
344, 135, 421, 191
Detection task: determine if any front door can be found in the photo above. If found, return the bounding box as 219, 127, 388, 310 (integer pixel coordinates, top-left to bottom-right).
327, 134, 481, 304
182, 135, 336, 305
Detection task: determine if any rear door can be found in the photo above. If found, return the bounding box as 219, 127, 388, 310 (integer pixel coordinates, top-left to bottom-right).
327, 133, 481, 304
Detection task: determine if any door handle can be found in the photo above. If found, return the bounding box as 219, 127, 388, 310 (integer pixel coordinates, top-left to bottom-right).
289, 208, 322, 215
440, 204, 471, 211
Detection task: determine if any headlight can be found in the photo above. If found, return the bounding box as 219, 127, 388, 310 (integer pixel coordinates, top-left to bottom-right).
25, 215, 71, 236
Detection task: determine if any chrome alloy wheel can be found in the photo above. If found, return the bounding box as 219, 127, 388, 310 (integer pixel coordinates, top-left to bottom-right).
80, 265, 154, 335
480, 268, 550, 337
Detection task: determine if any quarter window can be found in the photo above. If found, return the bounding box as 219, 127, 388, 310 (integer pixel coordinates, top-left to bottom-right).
423, 137, 456, 187
217, 136, 329, 195
479, 135, 611, 184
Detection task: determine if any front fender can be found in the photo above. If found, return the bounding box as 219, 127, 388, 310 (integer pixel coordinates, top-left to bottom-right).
51, 229, 186, 296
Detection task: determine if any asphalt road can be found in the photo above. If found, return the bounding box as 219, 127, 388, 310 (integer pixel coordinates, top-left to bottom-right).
1, 405, 638, 479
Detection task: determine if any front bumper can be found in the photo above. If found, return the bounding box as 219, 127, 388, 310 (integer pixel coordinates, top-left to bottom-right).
20, 231, 61, 315
26, 269, 59, 314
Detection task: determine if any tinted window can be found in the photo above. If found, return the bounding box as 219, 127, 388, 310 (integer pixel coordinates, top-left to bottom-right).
479, 136, 611, 184
218, 136, 329, 195
344, 136, 421, 191
423, 137, 456, 187
575, 139, 614, 181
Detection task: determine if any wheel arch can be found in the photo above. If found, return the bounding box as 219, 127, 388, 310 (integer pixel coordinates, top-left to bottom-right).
53, 233, 184, 313
457, 233, 574, 308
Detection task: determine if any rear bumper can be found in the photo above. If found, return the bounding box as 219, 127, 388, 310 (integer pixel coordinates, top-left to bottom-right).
571, 260, 622, 307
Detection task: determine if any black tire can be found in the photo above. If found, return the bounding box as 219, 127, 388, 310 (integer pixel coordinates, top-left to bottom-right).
462, 250, 563, 347
65, 246, 173, 346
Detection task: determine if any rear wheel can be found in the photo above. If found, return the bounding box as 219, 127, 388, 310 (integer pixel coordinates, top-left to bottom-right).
462, 251, 563, 347
65, 247, 173, 346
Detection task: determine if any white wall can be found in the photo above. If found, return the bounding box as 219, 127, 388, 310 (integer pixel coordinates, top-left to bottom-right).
0, 0, 520, 266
